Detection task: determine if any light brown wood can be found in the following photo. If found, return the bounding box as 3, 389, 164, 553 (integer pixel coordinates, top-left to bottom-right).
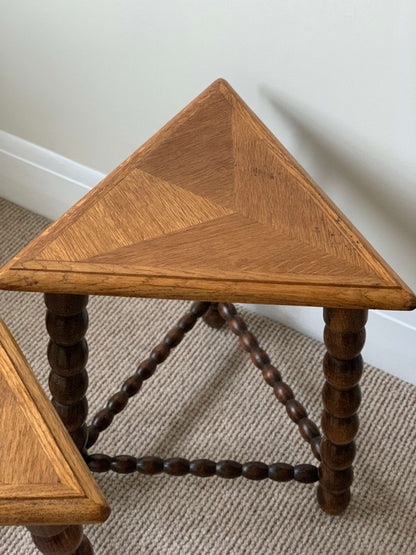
0, 318, 110, 525
0, 79, 414, 310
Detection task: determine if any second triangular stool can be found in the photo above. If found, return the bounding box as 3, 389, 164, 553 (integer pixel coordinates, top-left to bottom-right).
0, 318, 109, 551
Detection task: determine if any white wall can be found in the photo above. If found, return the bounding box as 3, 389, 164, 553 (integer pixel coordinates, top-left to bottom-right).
1, 1, 415, 381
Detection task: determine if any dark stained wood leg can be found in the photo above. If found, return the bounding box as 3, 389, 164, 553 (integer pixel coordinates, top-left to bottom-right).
28, 294, 94, 554
28, 525, 91, 554
73, 535, 94, 554
317, 308, 367, 514
45, 294, 89, 452
202, 302, 226, 329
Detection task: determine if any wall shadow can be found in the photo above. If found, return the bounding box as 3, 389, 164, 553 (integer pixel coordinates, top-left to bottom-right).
259, 85, 416, 243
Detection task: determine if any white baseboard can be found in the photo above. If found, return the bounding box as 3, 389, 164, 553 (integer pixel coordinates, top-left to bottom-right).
243, 304, 416, 385
1, 130, 415, 384
0, 131, 104, 220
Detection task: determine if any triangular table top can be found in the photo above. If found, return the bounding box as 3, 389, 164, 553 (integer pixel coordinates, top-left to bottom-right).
0, 318, 110, 525
0, 79, 414, 310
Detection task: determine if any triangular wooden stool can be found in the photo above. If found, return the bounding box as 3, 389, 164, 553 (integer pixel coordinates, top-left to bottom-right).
0, 318, 109, 552
0, 79, 414, 553
1, 79, 414, 309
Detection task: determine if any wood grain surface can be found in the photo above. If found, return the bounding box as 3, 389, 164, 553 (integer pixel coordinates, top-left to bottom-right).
0, 79, 414, 309
0, 318, 110, 525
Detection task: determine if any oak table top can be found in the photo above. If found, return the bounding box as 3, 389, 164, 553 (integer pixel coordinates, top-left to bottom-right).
0, 318, 110, 525
0, 79, 414, 310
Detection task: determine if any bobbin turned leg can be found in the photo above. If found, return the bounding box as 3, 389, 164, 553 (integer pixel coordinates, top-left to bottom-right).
202, 302, 226, 329
317, 308, 367, 515
28, 525, 92, 554
28, 294, 93, 554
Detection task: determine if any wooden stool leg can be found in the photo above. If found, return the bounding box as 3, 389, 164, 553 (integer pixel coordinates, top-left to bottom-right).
202, 302, 226, 329
28, 294, 93, 554
28, 525, 89, 554
317, 308, 367, 514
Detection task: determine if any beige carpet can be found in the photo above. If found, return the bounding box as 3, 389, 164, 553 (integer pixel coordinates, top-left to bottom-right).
0, 197, 415, 554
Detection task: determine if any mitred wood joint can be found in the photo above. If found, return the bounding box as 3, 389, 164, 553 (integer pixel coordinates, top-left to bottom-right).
318, 308, 367, 514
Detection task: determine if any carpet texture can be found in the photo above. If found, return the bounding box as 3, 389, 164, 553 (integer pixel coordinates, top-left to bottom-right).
0, 198, 415, 554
